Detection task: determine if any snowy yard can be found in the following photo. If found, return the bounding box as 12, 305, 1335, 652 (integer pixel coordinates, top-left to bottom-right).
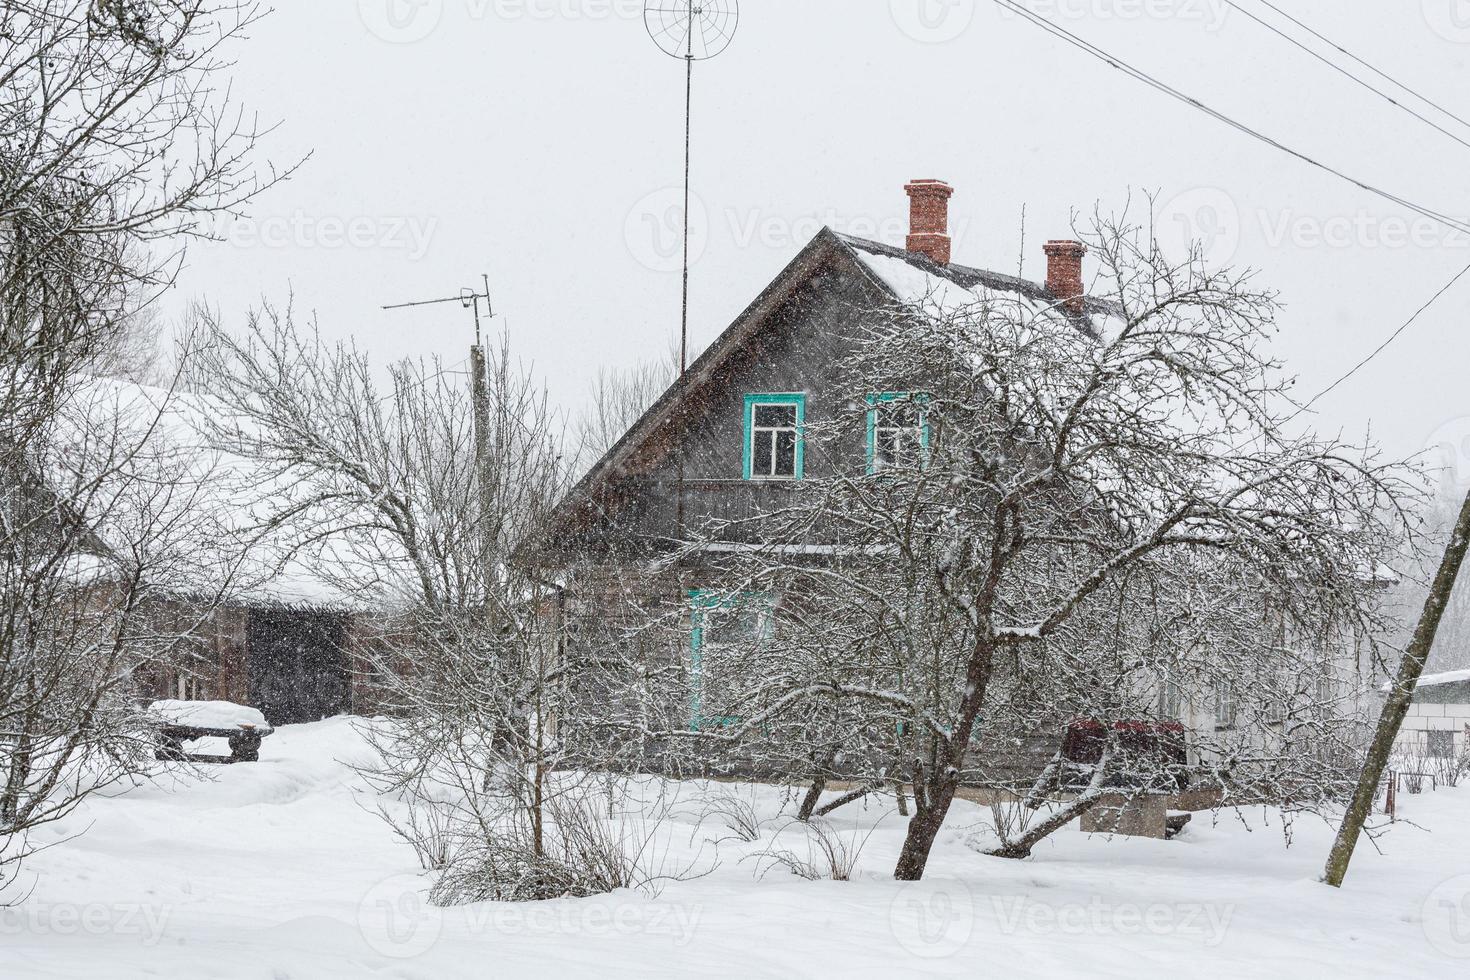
6, 719, 1469, 979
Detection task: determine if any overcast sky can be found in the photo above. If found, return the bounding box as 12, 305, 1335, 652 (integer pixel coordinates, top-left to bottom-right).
168, 1, 1470, 476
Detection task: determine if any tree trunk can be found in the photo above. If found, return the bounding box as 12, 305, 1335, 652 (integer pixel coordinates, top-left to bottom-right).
989, 747, 1113, 859
796, 747, 838, 821
894, 634, 1000, 880
813, 786, 871, 818
1323, 486, 1470, 888
796, 775, 827, 822
894, 778, 959, 880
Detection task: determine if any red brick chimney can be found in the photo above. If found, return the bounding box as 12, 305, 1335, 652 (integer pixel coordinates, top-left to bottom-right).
904, 179, 954, 265
1043, 239, 1087, 315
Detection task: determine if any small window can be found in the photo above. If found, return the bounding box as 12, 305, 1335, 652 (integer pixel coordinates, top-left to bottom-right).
1158, 671, 1184, 721
1428, 730, 1455, 759
1265, 670, 1291, 724
866, 393, 929, 474
1212, 680, 1237, 729
744, 394, 804, 480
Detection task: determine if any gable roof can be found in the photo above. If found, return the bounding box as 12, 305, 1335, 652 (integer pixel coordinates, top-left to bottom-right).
547, 227, 1106, 539
44, 377, 360, 611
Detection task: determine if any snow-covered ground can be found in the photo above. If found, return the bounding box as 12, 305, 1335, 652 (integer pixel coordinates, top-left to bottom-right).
6, 719, 1469, 978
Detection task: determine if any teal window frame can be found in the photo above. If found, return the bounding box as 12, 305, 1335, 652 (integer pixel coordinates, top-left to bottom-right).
688, 589, 774, 731
743, 393, 806, 481
865, 392, 930, 475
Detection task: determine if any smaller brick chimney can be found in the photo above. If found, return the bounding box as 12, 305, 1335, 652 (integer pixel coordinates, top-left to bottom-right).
904, 179, 954, 265
1043, 239, 1088, 315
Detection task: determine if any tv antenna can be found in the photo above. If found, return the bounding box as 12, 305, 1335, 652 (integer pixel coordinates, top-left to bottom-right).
644, 1, 739, 375
382, 276, 498, 592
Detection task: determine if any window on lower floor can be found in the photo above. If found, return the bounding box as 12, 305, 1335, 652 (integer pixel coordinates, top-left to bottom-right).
744, 394, 805, 480
1428, 729, 1456, 759
1213, 680, 1237, 729
689, 590, 775, 730
1157, 671, 1184, 721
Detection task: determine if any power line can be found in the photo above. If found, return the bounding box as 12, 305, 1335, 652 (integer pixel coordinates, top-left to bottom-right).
1222, 1, 1470, 153
984, 2, 1470, 411
987, 0, 1470, 236
1251, 0, 1470, 133
1288, 260, 1470, 421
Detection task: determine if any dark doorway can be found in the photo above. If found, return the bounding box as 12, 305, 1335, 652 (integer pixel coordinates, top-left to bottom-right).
246, 609, 350, 726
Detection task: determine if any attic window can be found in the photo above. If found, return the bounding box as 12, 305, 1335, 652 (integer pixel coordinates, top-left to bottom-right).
744, 394, 805, 480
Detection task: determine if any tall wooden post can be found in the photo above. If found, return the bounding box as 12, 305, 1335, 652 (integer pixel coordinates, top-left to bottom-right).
1324, 486, 1470, 887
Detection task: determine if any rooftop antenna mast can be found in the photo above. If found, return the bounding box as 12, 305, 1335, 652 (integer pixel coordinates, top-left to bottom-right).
644, 1, 738, 376
381, 276, 498, 602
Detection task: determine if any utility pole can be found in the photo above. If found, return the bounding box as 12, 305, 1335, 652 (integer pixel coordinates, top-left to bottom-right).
1324, 484, 1470, 887
382, 276, 498, 610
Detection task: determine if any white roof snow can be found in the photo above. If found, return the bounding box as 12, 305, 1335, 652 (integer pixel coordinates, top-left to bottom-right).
45, 377, 359, 611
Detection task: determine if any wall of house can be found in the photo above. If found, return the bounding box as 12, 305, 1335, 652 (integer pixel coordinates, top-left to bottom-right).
1397, 698, 1470, 761
584, 258, 889, 551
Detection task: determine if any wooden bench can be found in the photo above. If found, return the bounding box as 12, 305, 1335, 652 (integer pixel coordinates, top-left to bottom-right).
149, 700, 275, 765
155, 722, 272, 764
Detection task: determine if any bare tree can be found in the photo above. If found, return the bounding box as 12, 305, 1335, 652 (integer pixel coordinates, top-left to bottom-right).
1, 0, 287, 893
574, 353, 677, 472
192, 306, 680, 902
654, 208, 1416, 880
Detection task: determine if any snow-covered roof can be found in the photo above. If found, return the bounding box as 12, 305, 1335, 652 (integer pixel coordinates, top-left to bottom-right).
838, 233, 1122, 340
43, 377, 360, 611
548, 227, 1105, 539
1414, 668, 1470, 689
